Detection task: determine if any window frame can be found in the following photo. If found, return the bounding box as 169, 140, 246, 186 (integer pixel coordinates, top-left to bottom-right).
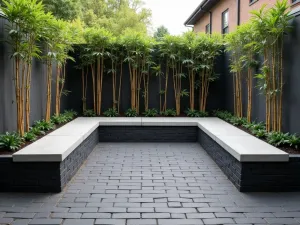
205, 23, 211, 34
221, 9, 229, 34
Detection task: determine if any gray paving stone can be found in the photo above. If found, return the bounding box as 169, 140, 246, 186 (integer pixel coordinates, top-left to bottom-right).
158, 219, 203, 225
168, 202, 182, 208
98, 208, 126, 213
186, 213, 215, 219
12, 219, 31, 225
4, 213, 35, 219
127, 208, 154, 213
142, 213, 170, 218
69, 208, 98, 213
265, 218, 300, 224
244, 212, 275, 218
234, 217, 267, 223
29, 219, 63, 224
215, 212, 245, 218
155, 208, 197, 213
127, 219, 156, 225
202, 218, 235, 224
171, 213, 186, 219
51, 213, 82, 219
112, 213, 140, 219
63, 219, 94, 225
0, 218, 14, 224
95, 219, 126, 225
197, 207, 226, 213
34, 213, 51, 218
81, 213, 111, 219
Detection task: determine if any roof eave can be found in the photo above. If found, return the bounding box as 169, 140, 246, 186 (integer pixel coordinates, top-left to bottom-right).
184, 0, 219, 26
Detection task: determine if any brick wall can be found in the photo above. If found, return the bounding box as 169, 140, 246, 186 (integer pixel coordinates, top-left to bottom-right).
99, 126, 198, 142
193, 0, 298, 33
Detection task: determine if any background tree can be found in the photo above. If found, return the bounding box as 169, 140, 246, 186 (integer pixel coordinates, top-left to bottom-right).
80, 0, 151, 36
154, 25, 169, 41
41, 0, 80, 20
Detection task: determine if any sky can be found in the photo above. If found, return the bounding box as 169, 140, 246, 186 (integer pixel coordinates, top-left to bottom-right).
144, 0, 203, 35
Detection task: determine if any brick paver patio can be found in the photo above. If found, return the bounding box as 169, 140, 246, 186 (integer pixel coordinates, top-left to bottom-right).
1, 143, 300, 225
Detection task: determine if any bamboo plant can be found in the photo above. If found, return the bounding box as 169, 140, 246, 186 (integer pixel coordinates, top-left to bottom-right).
225, 30, 244, 118
84, 28, 113, 115
198, 34, 223, 112
251, 0, 293, 132
1, 0, 51, 134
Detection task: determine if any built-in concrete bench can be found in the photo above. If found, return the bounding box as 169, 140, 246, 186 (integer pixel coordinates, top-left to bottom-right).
13, 117, 289, 163
1, 117, 298, 192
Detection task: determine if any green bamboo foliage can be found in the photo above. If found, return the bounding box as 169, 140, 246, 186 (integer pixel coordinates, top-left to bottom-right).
107, 38, 124, 113
251, 0, 293, 132
197, 34, 223, 112
1, 0, 52, 134
225, 30, 244, 118
122, 32, 154, 114
84, 28, 113, 115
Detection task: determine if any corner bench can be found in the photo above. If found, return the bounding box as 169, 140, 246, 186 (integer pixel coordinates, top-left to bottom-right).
1, 117, 298, 192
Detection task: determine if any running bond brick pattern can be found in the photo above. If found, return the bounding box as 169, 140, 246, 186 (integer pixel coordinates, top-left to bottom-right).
0, 143, 300, 225
98, 126, 198, 142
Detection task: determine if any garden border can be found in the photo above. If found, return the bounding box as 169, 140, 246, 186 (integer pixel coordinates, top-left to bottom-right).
1, 117, 299, 192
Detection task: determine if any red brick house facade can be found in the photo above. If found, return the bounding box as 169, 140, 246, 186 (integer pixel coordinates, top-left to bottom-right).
185, 0, 300, 33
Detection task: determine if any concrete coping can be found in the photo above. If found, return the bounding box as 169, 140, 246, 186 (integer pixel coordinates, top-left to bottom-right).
12, 117, 289, 162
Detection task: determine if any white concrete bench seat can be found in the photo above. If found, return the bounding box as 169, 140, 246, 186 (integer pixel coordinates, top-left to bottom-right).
12, 117, 289, 163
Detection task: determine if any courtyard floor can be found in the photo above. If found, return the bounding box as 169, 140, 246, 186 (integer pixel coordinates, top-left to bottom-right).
1, 143, 300, 225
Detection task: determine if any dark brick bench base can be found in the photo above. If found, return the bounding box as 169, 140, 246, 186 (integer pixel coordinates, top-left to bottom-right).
1, 125, 299, 193
0, 129, 99, 193
99, 126, 198, 142
197, 129, 300, 192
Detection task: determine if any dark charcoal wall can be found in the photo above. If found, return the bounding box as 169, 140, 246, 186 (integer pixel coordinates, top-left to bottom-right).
65, 49, 226, 115
223, 11, 300, 134
0, 17, 69, 133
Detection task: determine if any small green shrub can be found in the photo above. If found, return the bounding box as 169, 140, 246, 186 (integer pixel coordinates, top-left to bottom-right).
0, 132, 24, 152
51, 114, 68, 125
30, 127, 46, 136
160, 109, 176, 117
103, 108, 119, 117
63, 110, 77, 121
213, 110, 233, 122
250, 122, 266, 132
252, 129, 267, 139
229, 117, 247, 126
83, 109, 96, 117
267, 132, 290, 147
125, 109, 138, 117
23, 132, 37, 142
143, 108, 158, 117
286, 134, 300, 149
185, 109, 209, 117
34, 120, 55, 131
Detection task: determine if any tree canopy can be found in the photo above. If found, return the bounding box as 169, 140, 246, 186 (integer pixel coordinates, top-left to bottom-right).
153, 25, 169, 40
41, 0, 151, 36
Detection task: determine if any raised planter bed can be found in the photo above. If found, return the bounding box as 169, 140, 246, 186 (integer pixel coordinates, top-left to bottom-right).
1, 117, 299, 193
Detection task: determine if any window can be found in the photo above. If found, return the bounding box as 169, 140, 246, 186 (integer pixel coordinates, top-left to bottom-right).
222, 9, 229, 34
205, 24, 211, 34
